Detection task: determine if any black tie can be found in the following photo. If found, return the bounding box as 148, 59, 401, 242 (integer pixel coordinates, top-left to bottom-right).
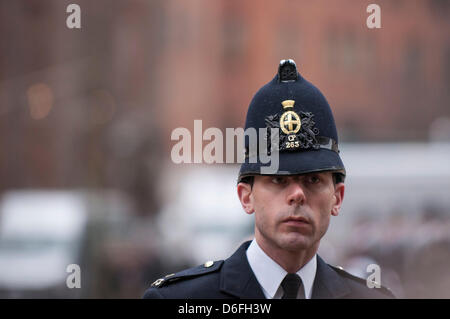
281, 273, 305, 299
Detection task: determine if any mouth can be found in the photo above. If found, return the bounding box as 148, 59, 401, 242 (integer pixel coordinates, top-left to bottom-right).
282, 216, 310, 226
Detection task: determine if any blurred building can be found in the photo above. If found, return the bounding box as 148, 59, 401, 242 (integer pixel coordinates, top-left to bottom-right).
157, 0, 450, 144
0, 0, 165, 215
0, 0, 449, 203
0, 0, 449, 298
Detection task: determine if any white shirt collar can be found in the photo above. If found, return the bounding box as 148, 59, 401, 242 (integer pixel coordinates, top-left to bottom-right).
246, 239, 317, 299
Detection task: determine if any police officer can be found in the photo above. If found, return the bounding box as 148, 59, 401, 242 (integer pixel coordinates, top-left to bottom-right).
143, 59, 394, 299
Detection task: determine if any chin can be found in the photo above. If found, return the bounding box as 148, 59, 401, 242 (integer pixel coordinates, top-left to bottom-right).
279, 234, 312, 251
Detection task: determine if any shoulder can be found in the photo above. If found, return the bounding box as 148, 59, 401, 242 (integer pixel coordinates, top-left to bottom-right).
143, 260, 225, 299
329, 265, 396, 299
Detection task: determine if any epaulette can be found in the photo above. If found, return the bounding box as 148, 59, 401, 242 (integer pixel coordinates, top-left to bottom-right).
150, 260, 224, 288
330, 265, 394, 296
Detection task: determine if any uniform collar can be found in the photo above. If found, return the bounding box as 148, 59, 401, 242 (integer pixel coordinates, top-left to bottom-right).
311, 255, 351, 299
219, 241, 266, 299
246, 239, 317, 299
219, 240, 351, 299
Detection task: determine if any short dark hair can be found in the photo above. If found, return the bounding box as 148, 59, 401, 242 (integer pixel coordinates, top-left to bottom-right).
333, 173, 345, 184
238, 175, 255, 187
239, 172, 345, 189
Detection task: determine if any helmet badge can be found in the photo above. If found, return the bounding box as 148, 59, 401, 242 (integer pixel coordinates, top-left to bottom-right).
280, 100, 301, 135
265, 99, 320, 152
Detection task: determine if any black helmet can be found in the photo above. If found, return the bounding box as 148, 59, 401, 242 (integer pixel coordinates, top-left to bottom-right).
238, 59, 345, 182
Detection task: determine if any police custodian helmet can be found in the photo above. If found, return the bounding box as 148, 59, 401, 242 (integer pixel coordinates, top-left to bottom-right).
238, 59, 345, 182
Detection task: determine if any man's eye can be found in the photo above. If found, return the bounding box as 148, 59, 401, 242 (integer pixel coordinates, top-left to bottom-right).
271, 177, 287, 185
307, 175, 320, 184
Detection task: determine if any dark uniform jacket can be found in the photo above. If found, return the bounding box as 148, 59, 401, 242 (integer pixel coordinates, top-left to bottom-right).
143, 241, 394, 299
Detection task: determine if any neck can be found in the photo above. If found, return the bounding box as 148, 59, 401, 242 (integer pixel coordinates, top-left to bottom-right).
255, 236, 318, 273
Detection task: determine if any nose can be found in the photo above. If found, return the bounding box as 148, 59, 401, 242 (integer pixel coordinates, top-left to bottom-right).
286, 181, 306, 206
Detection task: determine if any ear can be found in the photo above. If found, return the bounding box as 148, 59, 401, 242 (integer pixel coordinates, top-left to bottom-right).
331, 183, 345, 216
237, 182, 255, 215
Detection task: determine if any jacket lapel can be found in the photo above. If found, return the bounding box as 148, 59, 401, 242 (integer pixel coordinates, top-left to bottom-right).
311, 255, 351, 299
219, 241, 266, 299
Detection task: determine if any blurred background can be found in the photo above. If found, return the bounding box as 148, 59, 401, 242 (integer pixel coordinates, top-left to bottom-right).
0, 0, 449, 298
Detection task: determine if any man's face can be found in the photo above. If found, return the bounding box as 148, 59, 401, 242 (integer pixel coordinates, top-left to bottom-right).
237, 172, 344, 253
